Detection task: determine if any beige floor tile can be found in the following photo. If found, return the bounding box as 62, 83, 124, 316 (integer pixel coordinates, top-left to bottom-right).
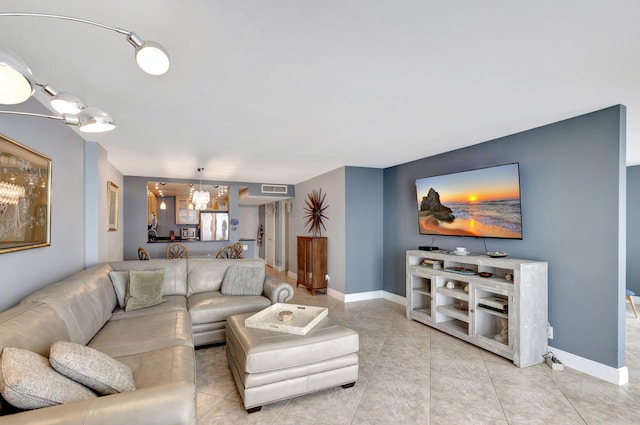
430, 406, 508, 425
430, 374, 504, 420
198, 398, 288, 425
189, 269, 640, 425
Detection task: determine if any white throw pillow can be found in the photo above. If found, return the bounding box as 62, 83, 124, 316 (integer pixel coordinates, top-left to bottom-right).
50, 341, 136, 395
0, 347, 96, 410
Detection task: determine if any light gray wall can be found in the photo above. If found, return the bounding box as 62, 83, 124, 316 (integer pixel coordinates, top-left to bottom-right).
84, 142, 123, 266
345, 167, 384, 293
383, 105, 626, 368
0, 99, 122, 310
627, 165, 640, 294
290, 167, 346, 293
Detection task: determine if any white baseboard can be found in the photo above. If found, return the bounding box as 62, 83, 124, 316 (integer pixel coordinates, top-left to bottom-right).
325, 289, 627, 386
548, 345, 628, 386
287, 271, 296, 280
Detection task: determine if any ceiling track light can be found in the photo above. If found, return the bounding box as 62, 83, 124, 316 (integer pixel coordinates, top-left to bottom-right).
0, 12, 170, 75
0, 108, 115, 133
36, 82, 87, 114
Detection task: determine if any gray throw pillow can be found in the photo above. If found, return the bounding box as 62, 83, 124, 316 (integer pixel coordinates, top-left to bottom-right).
50, 341, 136, 395
125, 269, 166, 311
0, 347, 96, 410
109, 271, 129, 309
220, 264, 265, 296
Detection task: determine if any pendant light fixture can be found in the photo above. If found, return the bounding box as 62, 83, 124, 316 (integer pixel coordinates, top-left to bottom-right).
192, 168, 210, 210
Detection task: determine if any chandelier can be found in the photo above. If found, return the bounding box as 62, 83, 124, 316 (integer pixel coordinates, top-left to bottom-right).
0, 181, 25, 205
192, 168, 210, 210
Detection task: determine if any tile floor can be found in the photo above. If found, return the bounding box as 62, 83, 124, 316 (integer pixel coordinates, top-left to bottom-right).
195, 271, 640, 424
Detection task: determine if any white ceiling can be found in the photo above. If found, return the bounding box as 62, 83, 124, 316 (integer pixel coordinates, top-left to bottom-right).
1, 1, 639, 185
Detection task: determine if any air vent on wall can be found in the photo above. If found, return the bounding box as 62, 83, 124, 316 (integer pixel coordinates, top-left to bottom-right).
261, 184, 288, 194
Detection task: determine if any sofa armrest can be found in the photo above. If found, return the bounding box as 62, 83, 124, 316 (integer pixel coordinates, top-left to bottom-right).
0, 382, 195, 425
263, 276, 294, 304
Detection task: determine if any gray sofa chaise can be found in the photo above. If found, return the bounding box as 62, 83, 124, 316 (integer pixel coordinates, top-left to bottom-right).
0, 257, 293, 424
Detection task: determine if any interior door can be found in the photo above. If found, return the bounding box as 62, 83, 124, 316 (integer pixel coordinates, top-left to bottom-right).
265, 203, 275, 268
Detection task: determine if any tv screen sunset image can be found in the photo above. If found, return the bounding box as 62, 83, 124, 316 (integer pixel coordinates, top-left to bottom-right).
415, 164, 523, 239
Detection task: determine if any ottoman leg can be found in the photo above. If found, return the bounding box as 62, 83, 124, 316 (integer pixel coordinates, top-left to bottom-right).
247, 406, 262, 414
342, 382, 355, 389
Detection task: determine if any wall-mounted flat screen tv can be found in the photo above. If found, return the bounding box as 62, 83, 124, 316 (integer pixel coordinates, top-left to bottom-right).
415, 163, 523, 239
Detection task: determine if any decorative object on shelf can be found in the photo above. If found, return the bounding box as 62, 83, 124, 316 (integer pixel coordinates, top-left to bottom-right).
303, 189, 328, 237
463, 284, 469, 292
0, 134, 51, 254
257, 224, 263, 246
107, 181, 119, 231
494, 318, 509, 344
505, 273, 513, 281
478, 272, 493, 278
192, 168, 210, 210
486, 251, 509, 258
445, 281, 455, 289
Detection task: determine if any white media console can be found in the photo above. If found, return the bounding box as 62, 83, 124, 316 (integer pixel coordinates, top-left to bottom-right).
406, 250, 548, 367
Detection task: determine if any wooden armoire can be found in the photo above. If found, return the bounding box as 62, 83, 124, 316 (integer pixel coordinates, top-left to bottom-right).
296, 236, 327, 295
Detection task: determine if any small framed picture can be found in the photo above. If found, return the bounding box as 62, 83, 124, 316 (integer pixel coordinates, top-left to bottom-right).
107, 181, 119, 231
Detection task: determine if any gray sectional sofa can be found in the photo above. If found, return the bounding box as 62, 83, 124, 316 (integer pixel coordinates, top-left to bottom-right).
0, 257, 294, 424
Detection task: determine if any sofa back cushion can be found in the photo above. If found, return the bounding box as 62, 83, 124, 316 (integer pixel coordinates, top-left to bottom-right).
109, 259, 188, 296
0, 303, 71, 357
20, 263, 116, 345
187, 258, 266, 296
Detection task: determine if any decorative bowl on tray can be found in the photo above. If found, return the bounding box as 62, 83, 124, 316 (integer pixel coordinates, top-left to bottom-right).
486, 251, 508, 258
478, 272, 493, 278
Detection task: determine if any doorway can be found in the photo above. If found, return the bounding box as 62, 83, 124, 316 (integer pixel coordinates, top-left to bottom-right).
265, 203, 276, 268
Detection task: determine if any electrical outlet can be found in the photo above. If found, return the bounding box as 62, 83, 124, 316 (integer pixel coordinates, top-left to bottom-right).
547, 324, 553, 339
325, 274, 330, 282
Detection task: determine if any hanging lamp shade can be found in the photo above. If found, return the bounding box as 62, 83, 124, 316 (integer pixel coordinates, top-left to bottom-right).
39, 84, 87, 114
127, 32, 170, 76
76, 107, 116, 133
0, 48, 35, 104
192, 167, 210, 210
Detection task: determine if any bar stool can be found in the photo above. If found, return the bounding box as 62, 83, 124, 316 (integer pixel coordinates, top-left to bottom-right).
626, 289, 638, 318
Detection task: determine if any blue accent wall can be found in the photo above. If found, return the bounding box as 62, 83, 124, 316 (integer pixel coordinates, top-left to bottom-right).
345, 167, 384, 293
383, 106, 626, 368
627, 165, 640, 294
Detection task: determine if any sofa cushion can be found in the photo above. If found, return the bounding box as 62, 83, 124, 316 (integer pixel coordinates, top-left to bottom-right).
110, 295, 187, 321
49, 341, 136, 395
188, 291, 271, 325
125, 269, 166, 312
89, 310, 193, 358
187, 258, 266, 296
109, 259, 188, 296
108, 271, 129, 309
115, 345, 195, 390
0, 347, 96, 410
221, 264, 265, 296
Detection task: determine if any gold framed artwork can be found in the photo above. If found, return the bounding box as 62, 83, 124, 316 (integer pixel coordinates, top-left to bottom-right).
0, 133, 52, 254
107, 181, 119, 231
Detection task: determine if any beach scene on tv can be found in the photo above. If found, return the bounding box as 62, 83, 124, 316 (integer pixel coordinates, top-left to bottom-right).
416, 164, 523, 239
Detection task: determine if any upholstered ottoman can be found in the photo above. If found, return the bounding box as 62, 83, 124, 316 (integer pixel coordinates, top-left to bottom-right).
225, 312, 359, 412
